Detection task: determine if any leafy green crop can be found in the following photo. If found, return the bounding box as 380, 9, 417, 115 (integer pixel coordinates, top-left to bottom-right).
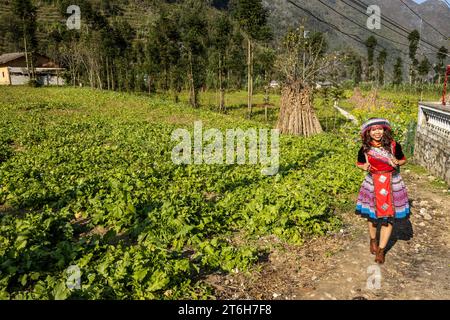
0, 87, 363, 299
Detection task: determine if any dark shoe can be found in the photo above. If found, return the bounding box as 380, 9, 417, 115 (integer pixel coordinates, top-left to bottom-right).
375, 247, 385, 264
370, 238, 379, 255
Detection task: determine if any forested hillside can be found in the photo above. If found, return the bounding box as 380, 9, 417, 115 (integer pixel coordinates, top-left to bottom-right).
0, 0, 448, 94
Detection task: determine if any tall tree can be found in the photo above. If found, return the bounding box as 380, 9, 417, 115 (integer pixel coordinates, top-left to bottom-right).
393, 57, 403, 85
407, 30, 420, 85
178, 0, 208, 108
0, 11, 22, 53
143, 36, 160, 95
354, 58, 362, 85
435, 46, 449, 83
209, 14, 233, 112
365, 36, 377, 82
418, 57, 431, 83
255, 46, 276, 120
230, 0, 272, 117
99, 19, 134, 91
226, 28, 246, 90
345, 52, 363, 85
376, 49, 387, 86
147, 10, 182, 100
12, 0, 37, 81
344, 49, 362, 86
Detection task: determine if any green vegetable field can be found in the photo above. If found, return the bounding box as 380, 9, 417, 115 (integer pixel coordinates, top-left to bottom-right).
0, 87, 420, 299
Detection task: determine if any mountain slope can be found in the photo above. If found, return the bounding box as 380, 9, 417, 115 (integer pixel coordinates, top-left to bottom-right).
1, 0, 448, 82
263, 0, 449, 71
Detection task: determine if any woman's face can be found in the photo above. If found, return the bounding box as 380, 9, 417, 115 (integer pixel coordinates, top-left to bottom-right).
369, 126, 384, 141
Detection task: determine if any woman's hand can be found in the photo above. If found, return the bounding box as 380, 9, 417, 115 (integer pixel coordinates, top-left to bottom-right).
390, 158, 407, 167
389, 158, 399, 168
360, 163, 371, 172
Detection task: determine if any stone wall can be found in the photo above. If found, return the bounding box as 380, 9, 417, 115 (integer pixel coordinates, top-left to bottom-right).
414, 103, 450, 185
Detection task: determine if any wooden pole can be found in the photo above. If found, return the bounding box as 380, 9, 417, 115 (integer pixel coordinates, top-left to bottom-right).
23, 20, 31, 81
442, 65, 450, 106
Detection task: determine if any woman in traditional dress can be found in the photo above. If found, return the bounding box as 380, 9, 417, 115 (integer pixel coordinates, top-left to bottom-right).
355, 118, 410, 264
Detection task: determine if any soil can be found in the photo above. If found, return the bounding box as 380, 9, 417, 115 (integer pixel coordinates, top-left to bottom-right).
205, 168, 450, 300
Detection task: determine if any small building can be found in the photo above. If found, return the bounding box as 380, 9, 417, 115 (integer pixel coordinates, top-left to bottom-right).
0, 52, 65, 86
269, 80, 280, 88
315, 81, 333, 89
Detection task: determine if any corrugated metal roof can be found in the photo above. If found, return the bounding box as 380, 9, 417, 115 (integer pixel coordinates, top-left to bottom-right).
0, 52, 26, 65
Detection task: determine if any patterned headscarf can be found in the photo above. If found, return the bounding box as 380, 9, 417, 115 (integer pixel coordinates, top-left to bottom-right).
361, 118, 391, 136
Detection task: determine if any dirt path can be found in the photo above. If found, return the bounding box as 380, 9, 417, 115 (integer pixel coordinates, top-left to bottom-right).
334, 103, 359, 125
206, 167, 450, 300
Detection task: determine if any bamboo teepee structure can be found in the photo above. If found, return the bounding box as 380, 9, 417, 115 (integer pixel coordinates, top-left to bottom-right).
277, 81, 323, 137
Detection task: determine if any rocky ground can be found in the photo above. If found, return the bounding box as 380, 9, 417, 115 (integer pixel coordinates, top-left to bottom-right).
205, 166, 450, 300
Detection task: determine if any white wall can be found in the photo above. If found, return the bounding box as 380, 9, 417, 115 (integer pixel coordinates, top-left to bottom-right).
10, 74, 65, 86
10, 75, 29, 85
